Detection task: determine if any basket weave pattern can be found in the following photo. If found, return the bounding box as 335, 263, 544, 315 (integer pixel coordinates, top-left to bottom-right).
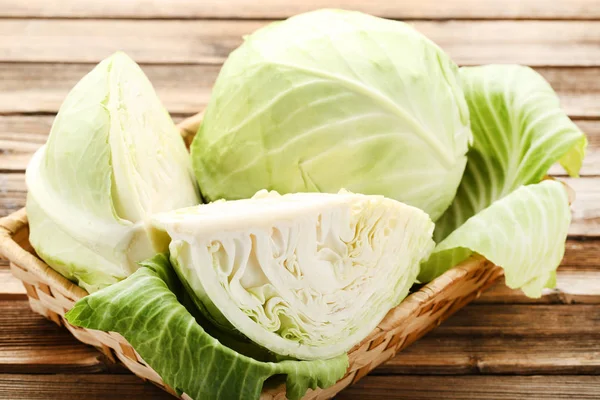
0, 208, 503, 399
0, 113, 504, 399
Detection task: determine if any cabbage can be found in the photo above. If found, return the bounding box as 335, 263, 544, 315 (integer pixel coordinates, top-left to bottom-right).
421, 180, 571, 297
26, 52, 200, 292
420, 65, 586, 296
66, 254, 348, 400
434, 65, 586, 242
151, 190, 434, 360
191, 9, 471, 221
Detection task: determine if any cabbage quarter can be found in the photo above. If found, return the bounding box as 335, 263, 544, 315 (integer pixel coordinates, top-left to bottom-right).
152, 190, 434, 360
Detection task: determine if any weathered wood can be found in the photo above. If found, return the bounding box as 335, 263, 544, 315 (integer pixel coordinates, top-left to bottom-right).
381, 335, 600, 375
0, 374, 172, 399
1, 299, 600, 376
436, 304, 600, 336
1, 65, 598, 117
1, 374, 599, 399
338, 375, 600, 399
2, 20, 600, 66
1, 174, 598, 236
1, 0, 598, 20
0, 300, 120, 374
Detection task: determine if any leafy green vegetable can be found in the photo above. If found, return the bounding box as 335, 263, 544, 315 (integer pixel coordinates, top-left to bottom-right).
434, 65, 586, 242
192, 9, 471, 221
151, 189, 434, 360
26, 52, 200, 292
420, 180, 571, 297
66, 254, 348, 400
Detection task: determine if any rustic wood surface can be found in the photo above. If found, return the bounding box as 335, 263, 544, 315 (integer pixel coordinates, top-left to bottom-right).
0, 1, 599, 398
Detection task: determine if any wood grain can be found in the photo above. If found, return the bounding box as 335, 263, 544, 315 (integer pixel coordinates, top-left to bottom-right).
337, 375, 600, 399
381, 335, 600, 375
1, 0, 599, 20
475, 269, 600, 304
0, 300, 120, 374
1, 64, 599, 116
2, 20, 600, 66
2, 299, 599, 376
435, 304, 600, 336
1, 374, 599, 399
0, 374, 171, 399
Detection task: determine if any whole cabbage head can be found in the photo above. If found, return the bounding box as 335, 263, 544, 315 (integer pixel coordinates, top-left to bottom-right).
151, 190, 435, 360
191, 9, 471, 220
26, 52, 200, 293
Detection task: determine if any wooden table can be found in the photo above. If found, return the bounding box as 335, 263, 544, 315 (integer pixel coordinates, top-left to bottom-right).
1, 1, 600, 399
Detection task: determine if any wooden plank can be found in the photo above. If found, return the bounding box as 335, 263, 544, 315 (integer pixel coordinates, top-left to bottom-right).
566, 177, 600, 236
1, 299, 600, 376
1, 116, 598, 174
1, 20, 600, 66
338, 375, 600, 399
0, 374, 171, 399
0, 63, 217, 115
436, 304, 600, 336
0, 301, 118, 374
1, 0, 599, 20
476, 268, 600, 304
1, 174, 599, 236
0, 267, 25, 300
1, 65, 598, 117
381, 335, 600, 375
1, 375, 599, 400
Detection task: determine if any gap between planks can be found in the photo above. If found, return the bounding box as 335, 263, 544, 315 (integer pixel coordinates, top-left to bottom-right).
1, 374, 599, 400
1, 20, 600, 66
1, 300, 599, 376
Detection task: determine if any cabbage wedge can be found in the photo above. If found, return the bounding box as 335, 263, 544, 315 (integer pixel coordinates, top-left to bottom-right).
26, 52, 200, 293
151, 190, 435, 360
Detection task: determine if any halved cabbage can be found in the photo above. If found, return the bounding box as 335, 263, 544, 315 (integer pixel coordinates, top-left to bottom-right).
26, 52, 200, 293
151, 190, 435, 360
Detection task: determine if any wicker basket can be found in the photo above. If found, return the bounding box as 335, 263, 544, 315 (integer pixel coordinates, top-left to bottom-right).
0, 112, 509, 400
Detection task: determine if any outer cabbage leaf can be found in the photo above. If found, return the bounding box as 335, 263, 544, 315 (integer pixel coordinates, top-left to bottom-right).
151, 190, 435, 360
66, 254, 348, 400
192, 9, 471, 221
26, 52, 200, 292
434, 65, 586, 241
420, 180, 571, 297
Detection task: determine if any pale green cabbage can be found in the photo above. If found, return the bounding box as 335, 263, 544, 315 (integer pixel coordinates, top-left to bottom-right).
151, 190, 434, 360
191, 9, 471, 221
26, 52, 200, 292
420, 65, 586, 296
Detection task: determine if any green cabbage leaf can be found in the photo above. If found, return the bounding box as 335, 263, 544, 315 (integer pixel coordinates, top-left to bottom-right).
66, 254, 348, 400
420, 65, 586, 296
